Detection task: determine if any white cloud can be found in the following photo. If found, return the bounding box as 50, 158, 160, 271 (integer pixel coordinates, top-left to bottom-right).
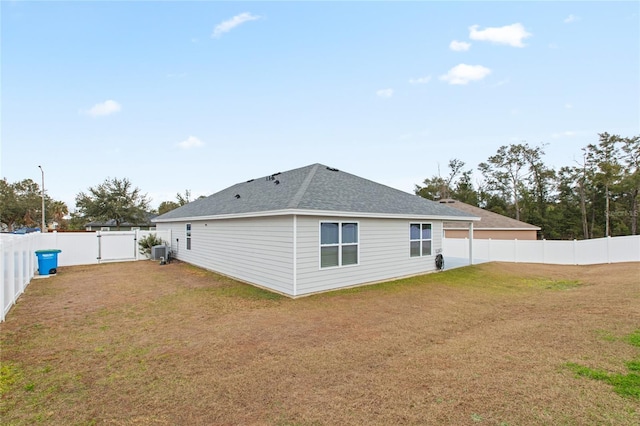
409, 75, 431, 84
469, 23, 532, 47
564, 103, 573, 109
177, 136, 205, 149
212, 12, 261, 38
552, 131, 576, 139
376, 88, 394, 98
564, 14, 580, 23
84, 100, 121, 117
439, 64, 491, 85
449, 40, 471, 51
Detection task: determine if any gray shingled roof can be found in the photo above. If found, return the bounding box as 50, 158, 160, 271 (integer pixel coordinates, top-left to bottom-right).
154, 164, 478, 222
438, 199, 540, 230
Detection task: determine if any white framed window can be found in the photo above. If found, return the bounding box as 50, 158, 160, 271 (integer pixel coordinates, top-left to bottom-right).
410, 223, 432, 257
186, 223, 192, 250
320, 222, 359, 268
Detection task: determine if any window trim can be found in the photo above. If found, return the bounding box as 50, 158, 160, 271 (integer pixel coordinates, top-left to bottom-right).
319, 221, 359, 269
410, 222, 432, 257
186, 223, 192, 250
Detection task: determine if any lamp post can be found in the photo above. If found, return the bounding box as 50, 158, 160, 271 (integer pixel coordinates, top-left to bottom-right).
38, 165, 46, 233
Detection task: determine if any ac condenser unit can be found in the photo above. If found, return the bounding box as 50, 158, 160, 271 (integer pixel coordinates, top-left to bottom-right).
151, 245, 168, 260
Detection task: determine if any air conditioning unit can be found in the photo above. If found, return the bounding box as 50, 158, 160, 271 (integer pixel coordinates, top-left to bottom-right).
151, 245, 168, 260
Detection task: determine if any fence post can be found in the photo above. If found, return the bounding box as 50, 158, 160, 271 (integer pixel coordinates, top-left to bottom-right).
607, 236, 612, 264
134, 229, 139, 261
514, 239, 518, 263
573, 239, 577, 265
468, 222, 474, 265
0, 239, 5, 322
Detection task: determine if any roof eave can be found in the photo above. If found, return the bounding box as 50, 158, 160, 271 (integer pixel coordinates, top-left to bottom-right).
444, 226, 541, 231
153, 208, 481, 223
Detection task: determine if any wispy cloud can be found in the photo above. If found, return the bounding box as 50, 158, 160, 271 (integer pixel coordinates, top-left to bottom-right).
409, 75, 431, 84
564, 103, 573, 109
552, 131, 577, 139
449, 40, 471, 51
548, 42, 559, 49
469, 23, 532, 47
83, 100, 121, 117
564, 14, 580, 24
440, 64, 491, 85
212, 12, 261, 38
177, 136, 205, 149
376, 88, 394, 98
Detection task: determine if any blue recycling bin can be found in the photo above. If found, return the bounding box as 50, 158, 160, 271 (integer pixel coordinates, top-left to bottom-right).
35, 249, 62, 275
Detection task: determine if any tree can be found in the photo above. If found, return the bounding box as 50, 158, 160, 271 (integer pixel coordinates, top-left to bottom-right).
157, 201, 180, 215
620, 135, 640, 234
176, 189, 191, 206
478, 144, 530, 221
415, 159, 476, 202
584, 133, 623, 237
75, 177, 150, 230
452, 170, 479, 206
157, 189, 194, 215
48, 200, 69, 230
0, 178, 52, 231
521, 144, 556, 237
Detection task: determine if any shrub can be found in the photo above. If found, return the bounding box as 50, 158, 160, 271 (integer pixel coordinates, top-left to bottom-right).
138, 233, 165, 257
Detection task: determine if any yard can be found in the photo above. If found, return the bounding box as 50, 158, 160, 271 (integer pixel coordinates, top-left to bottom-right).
1, 260, 638, 425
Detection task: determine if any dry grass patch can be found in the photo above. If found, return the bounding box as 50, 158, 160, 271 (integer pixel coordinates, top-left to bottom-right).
1, 260, 639, 425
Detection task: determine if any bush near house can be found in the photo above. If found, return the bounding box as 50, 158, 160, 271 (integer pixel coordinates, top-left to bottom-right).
137, 233, 165, 257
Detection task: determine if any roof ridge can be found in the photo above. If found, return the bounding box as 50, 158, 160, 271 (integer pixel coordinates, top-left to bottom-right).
287, 163, 320, 209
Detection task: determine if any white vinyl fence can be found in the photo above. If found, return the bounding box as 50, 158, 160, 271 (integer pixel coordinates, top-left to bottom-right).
444, 235, 640, 266
1, 230, 171, 321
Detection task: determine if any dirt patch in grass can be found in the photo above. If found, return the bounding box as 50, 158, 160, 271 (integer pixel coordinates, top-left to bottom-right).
1, 260, 639, 425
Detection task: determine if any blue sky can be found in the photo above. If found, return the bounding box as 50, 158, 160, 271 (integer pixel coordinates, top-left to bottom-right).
2, 1, 639, 211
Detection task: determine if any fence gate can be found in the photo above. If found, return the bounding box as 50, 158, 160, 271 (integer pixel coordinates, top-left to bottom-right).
97, 231, 137, 263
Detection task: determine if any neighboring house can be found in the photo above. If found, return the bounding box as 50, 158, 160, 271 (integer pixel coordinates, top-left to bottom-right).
85, 213, 158, 231
154, 163, 478, 297
438, 199, 540, 240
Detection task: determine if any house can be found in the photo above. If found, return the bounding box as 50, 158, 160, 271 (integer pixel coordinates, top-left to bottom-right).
85, 213, 158, 231
153, 164, 479, 296
438, 199, 540, 240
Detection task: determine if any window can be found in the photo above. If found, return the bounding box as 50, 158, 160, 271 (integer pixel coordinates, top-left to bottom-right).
320, 222, 358, 268
186, 223, 192, 250
410, 223, 432, 257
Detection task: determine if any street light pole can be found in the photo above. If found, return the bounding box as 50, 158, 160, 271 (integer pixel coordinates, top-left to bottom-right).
38, 165, 46, 233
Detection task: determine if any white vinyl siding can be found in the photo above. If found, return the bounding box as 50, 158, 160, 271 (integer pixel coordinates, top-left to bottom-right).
296, 216, 443, 296
157, 215, 444, 297
156, 216, 294, 295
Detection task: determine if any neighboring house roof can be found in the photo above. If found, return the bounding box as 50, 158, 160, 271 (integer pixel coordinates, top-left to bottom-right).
438, 199, 541, 230
154, 164, 479, 222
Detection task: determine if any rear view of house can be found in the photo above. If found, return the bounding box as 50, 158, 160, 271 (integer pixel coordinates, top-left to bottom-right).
153, 164, 478, 296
